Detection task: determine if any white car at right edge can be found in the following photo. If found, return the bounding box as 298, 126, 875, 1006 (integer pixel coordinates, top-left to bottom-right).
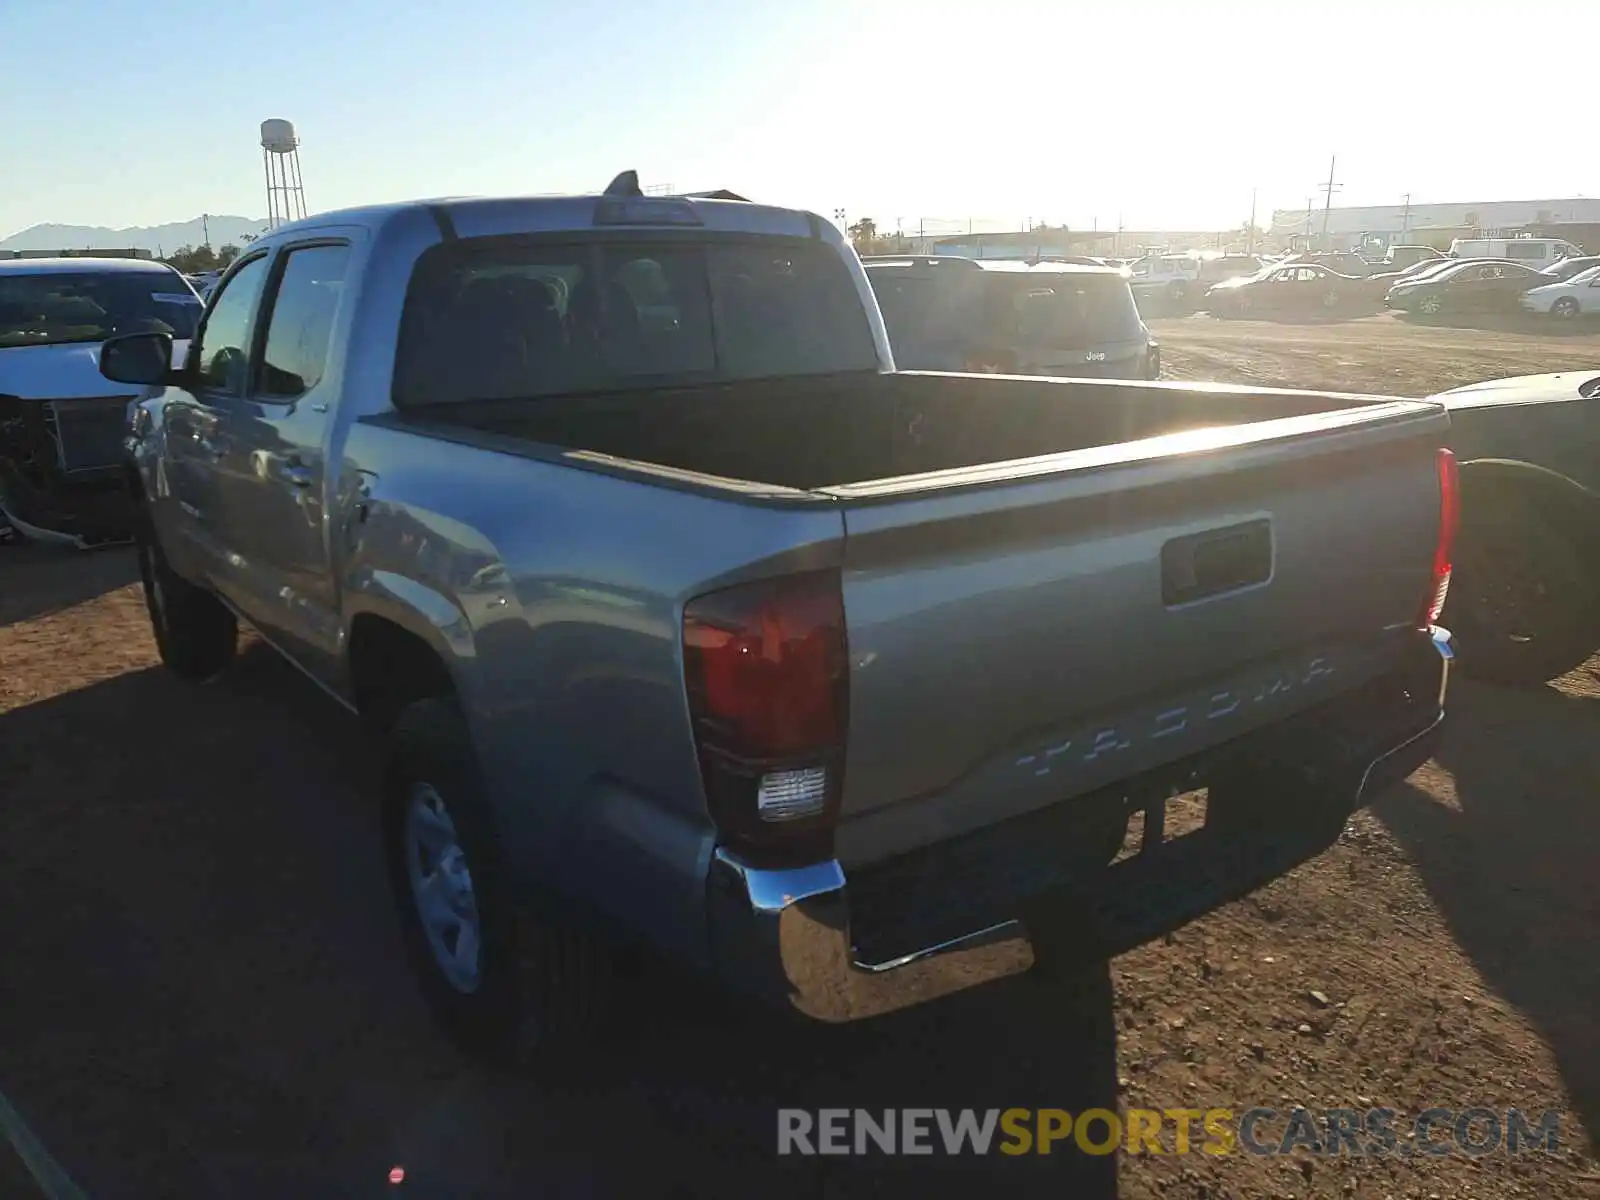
1520, 264, 1600, 320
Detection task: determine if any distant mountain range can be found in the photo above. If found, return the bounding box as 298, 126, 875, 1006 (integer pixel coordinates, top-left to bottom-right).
0, 215, 268, 255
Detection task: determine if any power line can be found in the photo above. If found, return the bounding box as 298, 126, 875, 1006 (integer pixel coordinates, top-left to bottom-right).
1317, 155, 1342, 246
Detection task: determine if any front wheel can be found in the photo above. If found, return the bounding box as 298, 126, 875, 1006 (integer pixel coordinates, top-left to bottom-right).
1444, 510, 1599, 686
1418, 293, 1444, 316
1552, 297, 1580, 320
382, 697, 611, 1068
135, 514, 237, 681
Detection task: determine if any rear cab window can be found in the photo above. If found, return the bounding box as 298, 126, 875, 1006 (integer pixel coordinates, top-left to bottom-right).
0, 269, 202, 349
393, 236, 878, 407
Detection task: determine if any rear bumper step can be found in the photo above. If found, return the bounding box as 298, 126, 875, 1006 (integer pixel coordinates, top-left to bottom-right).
707, 625, 1453, 1020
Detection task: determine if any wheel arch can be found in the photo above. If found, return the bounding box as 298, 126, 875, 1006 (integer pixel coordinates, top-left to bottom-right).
345, 591, 468, 733
1456, 457, 1600, 550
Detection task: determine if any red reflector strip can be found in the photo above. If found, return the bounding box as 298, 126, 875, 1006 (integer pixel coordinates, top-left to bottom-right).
1422, 448, 1460, 625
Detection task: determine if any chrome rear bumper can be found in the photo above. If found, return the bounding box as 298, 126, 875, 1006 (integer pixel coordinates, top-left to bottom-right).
707, 626, 1454, 1021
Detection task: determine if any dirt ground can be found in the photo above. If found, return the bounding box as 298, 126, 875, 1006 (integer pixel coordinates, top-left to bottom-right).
1151, 311, 1600, 397
2, 318, 1598, 1198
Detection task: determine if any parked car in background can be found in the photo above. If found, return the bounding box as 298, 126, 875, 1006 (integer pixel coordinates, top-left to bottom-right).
1365, 257, 1463, 289
1386, 260, 1545, 316
1281, 251, 1375, 278
1431, 368, 1600, 684
1033, 254, 1122, 270
1448, 237, 1581, 271
1531, 255, 1600, 286
1519, 264, 1600, 319
1197, 253, 1264, 288
0, 257, 201, 546
1369, 245, 1446, 272
1205, 261, 1381, 317
863, 255, 1160, 379
1127, 254, 1204, 307
100, 175, 1457, 1060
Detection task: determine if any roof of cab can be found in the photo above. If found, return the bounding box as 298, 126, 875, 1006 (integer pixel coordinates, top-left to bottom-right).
260, 190, 829, 245
0, 257, 182, 276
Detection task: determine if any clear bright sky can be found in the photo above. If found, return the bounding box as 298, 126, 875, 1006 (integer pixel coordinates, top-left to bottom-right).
3, 0, 1596, 240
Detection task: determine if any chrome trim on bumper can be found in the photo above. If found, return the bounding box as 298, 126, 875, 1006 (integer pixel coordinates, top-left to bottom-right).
709, 626, 1456, 1019
707, 849, 1023, 1021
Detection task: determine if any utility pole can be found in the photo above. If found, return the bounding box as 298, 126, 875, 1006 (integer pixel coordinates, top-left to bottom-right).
1317, 155, 1342, 248
201, 213, 211, 249
1248, 187, 1257, 254
1400, 193, 1412, 241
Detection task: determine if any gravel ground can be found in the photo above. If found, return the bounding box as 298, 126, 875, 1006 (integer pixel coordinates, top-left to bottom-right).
1, 316, 1597, 1198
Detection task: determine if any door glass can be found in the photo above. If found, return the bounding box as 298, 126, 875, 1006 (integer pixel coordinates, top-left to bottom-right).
260, 245, 351, 398
194, 256, 271, 395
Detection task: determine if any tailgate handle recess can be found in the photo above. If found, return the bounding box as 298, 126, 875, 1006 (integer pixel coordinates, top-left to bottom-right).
1161, 519, 1273, 607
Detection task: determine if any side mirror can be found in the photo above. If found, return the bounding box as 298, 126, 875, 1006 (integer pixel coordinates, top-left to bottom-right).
100, 332, 178, 387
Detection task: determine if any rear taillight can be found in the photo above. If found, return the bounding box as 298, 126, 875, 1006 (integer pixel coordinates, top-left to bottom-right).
1420, 448, 1460, 626
683, 570, 849, 852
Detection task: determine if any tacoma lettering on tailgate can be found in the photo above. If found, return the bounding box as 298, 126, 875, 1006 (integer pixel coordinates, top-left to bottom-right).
1014, 655, 1337, 779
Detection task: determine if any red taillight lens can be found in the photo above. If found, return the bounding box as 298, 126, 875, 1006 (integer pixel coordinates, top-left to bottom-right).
683, 570, 849, 850
1421, 448, 1460, 626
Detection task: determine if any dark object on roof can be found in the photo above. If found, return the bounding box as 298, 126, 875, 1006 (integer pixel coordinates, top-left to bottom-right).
683, 189, 750, 202
604, 170, 643, 197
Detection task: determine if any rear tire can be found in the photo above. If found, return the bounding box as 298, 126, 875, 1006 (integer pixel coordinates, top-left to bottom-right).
1444, 502, 1600, 686
135, 513, 237, 682
1166, 280, 1189, 306
382, 697, 611, 1069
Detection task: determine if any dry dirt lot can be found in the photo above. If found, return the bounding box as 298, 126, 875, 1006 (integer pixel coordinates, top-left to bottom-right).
2, 317, 1598, 1199
1151, 311, 1600, 397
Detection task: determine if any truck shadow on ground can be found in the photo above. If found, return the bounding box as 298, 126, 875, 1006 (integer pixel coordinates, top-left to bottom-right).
0, 544, 138, 627
0, 643, 1122, 1200
1371, 672, 1600, 1151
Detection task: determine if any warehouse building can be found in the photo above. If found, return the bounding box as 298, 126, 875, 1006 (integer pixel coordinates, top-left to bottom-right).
1268, 198, 1600, 252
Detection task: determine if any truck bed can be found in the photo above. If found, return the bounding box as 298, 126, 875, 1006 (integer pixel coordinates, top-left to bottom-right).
406, 370, 1381, 493
397, 370, 1449, 870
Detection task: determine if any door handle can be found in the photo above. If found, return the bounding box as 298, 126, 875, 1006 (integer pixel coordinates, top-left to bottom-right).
280, 464, 314, 488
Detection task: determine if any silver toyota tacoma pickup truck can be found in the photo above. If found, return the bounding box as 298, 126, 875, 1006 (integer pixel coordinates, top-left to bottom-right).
100, 172, 1458, 1063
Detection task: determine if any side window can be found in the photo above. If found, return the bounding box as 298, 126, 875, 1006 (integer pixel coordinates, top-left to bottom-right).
259, 244, 351, 399
193, 255, 271, 394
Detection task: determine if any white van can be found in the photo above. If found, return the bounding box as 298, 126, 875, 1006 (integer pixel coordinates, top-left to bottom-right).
1448, 237, 1581, 270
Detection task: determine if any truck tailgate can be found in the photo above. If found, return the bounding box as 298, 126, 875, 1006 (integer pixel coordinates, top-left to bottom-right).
826, 399, 1449, 867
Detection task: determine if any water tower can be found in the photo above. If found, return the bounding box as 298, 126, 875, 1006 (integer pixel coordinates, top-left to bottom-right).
260, 119, 308, 229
